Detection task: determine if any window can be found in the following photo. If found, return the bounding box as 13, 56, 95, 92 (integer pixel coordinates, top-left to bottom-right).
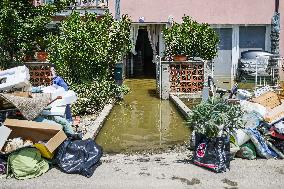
239, 26, 266, 50
214, 28, 232, 50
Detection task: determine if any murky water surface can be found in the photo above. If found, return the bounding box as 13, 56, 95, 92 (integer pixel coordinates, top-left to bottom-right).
180, 98, 202, 109
95, 79, 189, 153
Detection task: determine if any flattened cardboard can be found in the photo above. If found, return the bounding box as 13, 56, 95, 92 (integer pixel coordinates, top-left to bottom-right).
45, 129, 66, 153
3, 119, 67, 153
4, 119, 61, 130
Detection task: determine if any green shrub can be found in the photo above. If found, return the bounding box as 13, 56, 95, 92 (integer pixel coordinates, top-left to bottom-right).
71, 81, 128, 116
48, 11, 131, 84
48, 12, 131, 115
187, 98, 244, 138
0, 0, 74, 69
163, 16, 219, 60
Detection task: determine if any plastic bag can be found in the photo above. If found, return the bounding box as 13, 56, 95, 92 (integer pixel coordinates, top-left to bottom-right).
239, 100, 267, 119
237, 89, 252, 100
8, 148, 49, 180
245, 128, 278, 159
55, 138, 102, 178
236, 142, 257, 160
0, 158, 6, 175
193, 133, 230, 173
233, 129, 250, 146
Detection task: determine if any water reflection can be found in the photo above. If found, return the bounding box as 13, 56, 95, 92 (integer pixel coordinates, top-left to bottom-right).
95, 79, 189, 153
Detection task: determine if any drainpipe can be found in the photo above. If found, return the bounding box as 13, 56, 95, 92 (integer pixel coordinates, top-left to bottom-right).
271, 0, 281, 55
275, 0, 279, 13
115, 0, 120, 21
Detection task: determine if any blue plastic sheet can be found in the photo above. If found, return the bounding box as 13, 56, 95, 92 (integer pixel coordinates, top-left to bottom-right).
245, 128, 278, 159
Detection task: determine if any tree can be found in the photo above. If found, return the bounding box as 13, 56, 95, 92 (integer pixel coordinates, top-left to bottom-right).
48, 11, 131, 84
0, 0, 73, 69
48, 11, 132, 115
163, 16, 219, 60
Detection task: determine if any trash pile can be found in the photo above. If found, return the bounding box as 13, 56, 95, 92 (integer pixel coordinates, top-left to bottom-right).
232, 86, 284, 160
0, 66, 102, 180
191, 84, 284, 173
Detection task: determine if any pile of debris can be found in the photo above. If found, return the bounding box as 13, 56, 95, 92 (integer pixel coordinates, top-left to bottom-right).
0, 66, 102, 180
191, 83, 284, 173
232, 85, 284, 160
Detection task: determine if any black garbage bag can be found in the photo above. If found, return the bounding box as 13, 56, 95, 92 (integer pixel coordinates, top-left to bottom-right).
55, 138, 103, 177
0, 158, 7, 175
193, 133, 230, 173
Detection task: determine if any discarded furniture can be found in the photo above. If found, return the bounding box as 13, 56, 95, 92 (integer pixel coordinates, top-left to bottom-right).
0, 66, 30, 92
252, 91, 284, 124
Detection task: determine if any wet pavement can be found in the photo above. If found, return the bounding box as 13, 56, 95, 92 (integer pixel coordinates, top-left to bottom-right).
3, 150, 284, 189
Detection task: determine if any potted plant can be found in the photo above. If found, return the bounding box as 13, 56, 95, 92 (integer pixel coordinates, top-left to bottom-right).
188, 98, 243, 137
187, 97, 244, 172
21, 42, 36, 62
22, 51, 34, 62
36, 37, 48, 62
163, 16, 219, 61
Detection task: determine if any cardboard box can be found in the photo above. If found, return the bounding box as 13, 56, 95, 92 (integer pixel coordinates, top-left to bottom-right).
2, 119, 67, 157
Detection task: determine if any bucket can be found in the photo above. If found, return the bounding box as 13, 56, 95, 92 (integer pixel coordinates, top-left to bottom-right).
233, 129, 250, 146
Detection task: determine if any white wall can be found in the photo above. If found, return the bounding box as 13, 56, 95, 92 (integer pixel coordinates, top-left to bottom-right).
211, 24, 270, 89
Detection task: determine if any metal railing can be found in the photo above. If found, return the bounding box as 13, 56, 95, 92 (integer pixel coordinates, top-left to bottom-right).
34, 0, 108, 9
66, 0, 109, 9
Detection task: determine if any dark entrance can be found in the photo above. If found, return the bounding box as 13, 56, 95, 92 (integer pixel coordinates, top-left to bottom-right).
130, 29, 155, 78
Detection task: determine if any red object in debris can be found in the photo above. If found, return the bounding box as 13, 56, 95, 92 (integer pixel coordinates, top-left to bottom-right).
270, 127, 284, 140
73, 116, 81, 126
15, 112, 22, 116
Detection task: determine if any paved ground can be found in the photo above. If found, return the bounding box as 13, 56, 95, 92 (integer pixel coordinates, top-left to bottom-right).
1, 150, 284, 189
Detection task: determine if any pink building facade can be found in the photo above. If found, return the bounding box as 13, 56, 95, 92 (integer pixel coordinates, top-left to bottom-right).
110, 0, 283, 56
109, 0, 283, 88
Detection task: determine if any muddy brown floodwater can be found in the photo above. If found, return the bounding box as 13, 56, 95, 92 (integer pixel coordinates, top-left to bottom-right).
95, 79, 189, 153
180, 98, 201, 109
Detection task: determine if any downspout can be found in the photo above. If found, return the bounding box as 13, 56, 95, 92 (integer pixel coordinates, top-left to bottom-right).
115, 0, 120, 21
271, 0, 281, 55
275, 0, 279, 13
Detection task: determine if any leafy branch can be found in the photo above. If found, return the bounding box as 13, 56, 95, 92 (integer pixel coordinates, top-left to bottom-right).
187, 98, 244, 138
163, 16, 219, 60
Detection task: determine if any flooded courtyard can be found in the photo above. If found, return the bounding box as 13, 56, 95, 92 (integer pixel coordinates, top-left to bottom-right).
95, 79, 189, 153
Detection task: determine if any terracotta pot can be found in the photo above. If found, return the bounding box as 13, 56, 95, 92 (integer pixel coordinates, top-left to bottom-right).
36, 52, 48, 62
23, 55, 33, 62
173, 55, 187, 61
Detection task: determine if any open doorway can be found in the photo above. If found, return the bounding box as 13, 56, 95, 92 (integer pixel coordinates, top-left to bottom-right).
131, 29, 155, 78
